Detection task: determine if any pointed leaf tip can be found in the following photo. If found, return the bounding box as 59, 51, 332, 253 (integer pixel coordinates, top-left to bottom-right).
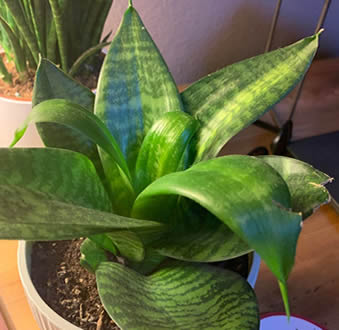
317, 28, 325, 35
278, 280, 290, 319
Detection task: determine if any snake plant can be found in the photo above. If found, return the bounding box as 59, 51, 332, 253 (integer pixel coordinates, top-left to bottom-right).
0, 2, 331, 329
0, 0, 112, 85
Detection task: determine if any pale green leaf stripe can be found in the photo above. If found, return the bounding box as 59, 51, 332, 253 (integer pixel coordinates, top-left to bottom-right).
133, 155, 302, 283
95, 6, 184, 173
260, 155, 332, 218
181, 33, 320, 162
0, 184, 166, 240
0, 148, 111, 212
96, 261, 259, 329
10, 99, 131, 183
135, 111, 199, 193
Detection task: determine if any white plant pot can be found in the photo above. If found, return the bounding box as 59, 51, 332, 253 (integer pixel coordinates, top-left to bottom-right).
0, 96, 43, 147
18, 241, 261, 330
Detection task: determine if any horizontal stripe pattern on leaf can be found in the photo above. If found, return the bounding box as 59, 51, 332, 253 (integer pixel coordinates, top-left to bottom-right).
96, 261, 259, 329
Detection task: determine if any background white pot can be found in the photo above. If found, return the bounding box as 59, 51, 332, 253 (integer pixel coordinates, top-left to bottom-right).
0, 96, 43, 147
18, 241, 260, 330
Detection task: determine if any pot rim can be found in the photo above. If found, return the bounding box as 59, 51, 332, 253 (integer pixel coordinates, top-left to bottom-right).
17, 240, 260, 329
0, 94, 31, 104
17, 241, 81, 329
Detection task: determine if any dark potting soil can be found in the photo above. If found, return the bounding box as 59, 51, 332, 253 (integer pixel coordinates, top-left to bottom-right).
31, 240, 249, 330
31, 239, 119, 330
0, 52, 104, 99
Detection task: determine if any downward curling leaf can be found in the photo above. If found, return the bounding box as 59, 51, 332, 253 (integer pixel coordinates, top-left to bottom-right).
31, 59, 105, 178
133, 155, 302, 284
260, 155, 332, 218
11, 98, 131, 183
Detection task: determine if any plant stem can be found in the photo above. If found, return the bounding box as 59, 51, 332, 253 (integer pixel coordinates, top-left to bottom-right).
69, 41, 111, 77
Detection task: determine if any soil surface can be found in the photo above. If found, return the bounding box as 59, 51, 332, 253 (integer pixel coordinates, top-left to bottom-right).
31, 240, 119, 330
0, 53, 102, 99
0, 54, 35, 99
31, 239, 249, 330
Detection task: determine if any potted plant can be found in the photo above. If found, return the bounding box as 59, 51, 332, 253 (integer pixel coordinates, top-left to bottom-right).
0, 2, 332, 329
0, 0, 113, 147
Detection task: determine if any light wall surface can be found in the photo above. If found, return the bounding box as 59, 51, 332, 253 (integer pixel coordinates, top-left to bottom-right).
103, 0, 339, 85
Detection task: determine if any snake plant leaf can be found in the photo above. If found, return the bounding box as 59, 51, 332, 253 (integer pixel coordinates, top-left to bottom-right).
11, 99, 131, 184
133, 155, 302, 284
0, 15, 26, 73
80, 238, 109, 273
0, 148, 166, 240
48, 0, 68, 71
94, 6, 184, 176
30, 59, 107, 181
150, 203, 251, 262
181, 32, 321, 163
68, 41, 111, 77
105, 231, 145, 263
260, 156, 332, 218
32, 58, 94, 108
0, 148, 111, 211
0, 55, 12, 84
128, 248, 168, 275
3, 0, 39, 65
0, 185, 166, 240
96, 261, 259, 329
135, 111, 199, 193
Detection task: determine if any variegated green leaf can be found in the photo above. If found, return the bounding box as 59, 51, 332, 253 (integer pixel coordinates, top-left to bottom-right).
11, 99, 131, 184
135, 111, 199, 193
133, 155, 301, 285
0, 185, 166, 240
3, 0, 39, 65
31, 59, 107, 183
0, 148, 110, 211
150, 202, 250, 262
128, 248, 167, 275
96, 261, 259, 329
80, 238, 109, 273
32, 58, 94, 108
94, 6, 184, 175
260, 155, 332, 218
105, 231, 145, 263
181, 33, 321, 163
0, 148, 166, 240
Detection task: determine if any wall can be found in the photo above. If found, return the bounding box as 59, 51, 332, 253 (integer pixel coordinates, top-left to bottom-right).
103, 0, 339, 85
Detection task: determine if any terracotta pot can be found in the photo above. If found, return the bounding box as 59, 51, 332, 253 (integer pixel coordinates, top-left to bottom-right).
0, 96, 43, 147
18, 241, 261, 330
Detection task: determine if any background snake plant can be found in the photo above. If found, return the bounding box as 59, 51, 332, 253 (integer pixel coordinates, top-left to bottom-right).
0, 0, 113, 85
0, 2, 331, 329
